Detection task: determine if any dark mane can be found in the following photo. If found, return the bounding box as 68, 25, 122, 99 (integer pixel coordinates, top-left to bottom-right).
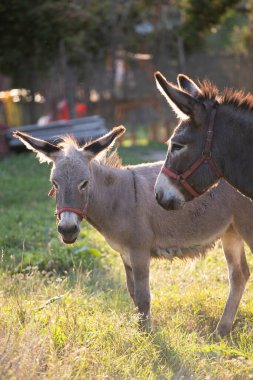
198, 80, 253, 112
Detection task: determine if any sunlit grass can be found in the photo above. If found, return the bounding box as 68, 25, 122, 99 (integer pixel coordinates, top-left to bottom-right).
0, 149, 253, 379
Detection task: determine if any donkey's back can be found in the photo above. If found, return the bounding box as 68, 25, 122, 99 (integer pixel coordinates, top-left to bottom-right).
128, 162, 245, 257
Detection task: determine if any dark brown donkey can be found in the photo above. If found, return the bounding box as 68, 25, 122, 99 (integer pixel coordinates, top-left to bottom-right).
14, 128, 253, 337
154, 71, 253, 210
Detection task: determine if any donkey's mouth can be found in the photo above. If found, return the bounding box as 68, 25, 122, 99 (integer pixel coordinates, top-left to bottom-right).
62, 237, 77, 244
158, 197, 185, 211
60, 234, 78, 244
57, 222, 80, 245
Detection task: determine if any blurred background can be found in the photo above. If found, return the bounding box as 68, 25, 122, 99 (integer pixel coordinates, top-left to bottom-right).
0, 0, 252, 154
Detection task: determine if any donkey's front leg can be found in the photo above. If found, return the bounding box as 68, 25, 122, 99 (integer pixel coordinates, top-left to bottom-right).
130, 252, 151, 331
122, 260, 135, 302
215, 228, 250, 338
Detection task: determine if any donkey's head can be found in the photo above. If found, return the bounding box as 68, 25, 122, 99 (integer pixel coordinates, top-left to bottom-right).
13, 126, 125, 244
154, 71, 221, 210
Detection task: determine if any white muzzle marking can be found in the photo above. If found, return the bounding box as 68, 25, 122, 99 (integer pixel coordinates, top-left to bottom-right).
59, 211, 80, 228
155, 172, 185, 203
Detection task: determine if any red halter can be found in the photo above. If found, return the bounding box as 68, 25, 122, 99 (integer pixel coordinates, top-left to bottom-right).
162, 104, 222, 198
48, 186, 87, 221
55, 207, 87, 221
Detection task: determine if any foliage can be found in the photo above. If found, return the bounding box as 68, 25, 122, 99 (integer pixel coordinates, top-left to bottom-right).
0, 0, 245, 91
180, 0, 242, 50
0, 0, 150, 84
227, 2, 253, 55
0, 0, 87, 85
64, 0, 151, 65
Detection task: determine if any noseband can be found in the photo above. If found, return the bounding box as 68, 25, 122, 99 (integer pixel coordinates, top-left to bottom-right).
48, 186, 87, 221
162, 103, 222, 198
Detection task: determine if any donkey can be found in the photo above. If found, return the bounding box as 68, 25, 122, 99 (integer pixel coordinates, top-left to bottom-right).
14, 127, 253, 337
154, 71, 253, 210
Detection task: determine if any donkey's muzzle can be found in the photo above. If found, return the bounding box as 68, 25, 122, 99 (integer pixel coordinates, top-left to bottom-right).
58, 223, 79, 235
155, 190, 184, 211
57, 223, 80, 244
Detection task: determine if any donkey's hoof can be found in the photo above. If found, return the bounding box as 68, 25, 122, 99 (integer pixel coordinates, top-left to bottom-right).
139, 318, 153, 334
211, 330, 222, 341
212, 325, 231, 340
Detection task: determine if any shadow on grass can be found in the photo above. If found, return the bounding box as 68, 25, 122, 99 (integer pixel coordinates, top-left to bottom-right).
152, 332, 194, 379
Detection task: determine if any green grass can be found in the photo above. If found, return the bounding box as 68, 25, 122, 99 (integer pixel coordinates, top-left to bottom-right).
0, 148, 253, 379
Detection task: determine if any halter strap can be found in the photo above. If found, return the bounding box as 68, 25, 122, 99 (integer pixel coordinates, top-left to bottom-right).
56, 207, 87, 221
162, 104, 222, 198
162, 166, 200, 197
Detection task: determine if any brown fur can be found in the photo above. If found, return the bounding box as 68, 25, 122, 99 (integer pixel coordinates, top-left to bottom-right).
198, 80, 253, 111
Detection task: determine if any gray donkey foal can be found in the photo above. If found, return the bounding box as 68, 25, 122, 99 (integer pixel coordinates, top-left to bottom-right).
14, 127, 253, 337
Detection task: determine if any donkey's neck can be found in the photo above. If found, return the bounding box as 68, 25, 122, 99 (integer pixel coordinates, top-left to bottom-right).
217, 106, 253, 199
86, 161, 133, 235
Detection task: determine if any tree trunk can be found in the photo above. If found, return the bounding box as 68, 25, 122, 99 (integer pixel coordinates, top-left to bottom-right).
28, 68, 37, 124
177, 35, 186, 72
60, 41, 76, 119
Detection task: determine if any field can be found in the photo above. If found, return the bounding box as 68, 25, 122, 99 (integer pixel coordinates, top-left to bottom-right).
0, 144, 253, 380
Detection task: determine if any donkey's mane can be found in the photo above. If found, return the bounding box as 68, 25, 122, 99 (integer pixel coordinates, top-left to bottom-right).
58, 135, 122, 169
198, 80, 253, 112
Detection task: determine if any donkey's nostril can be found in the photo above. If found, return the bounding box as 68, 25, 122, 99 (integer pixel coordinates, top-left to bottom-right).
58, 224, 79, 235
71, 224, 79, 234
155, 191, 162, 203
57, 224, 64, 235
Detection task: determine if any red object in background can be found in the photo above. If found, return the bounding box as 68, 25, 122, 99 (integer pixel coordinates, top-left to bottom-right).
57, 99, 87, 120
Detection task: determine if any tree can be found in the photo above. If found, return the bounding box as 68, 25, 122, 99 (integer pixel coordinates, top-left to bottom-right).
180, 0, 241, 50
0, 0, 87, 121
0, 0, 87, 82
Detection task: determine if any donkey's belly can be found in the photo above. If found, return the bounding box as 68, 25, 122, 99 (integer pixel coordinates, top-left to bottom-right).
153, 217, 230, 259
105, 237, 131, 267
151, 240, 216, 260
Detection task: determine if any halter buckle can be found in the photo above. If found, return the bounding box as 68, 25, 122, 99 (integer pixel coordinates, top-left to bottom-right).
178, 174, 186, 182
202, 151, 212, 160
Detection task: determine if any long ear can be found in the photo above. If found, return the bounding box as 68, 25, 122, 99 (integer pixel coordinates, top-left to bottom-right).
177, 74, 202, 98
84, 125, 126, 158
154, 71, 204, 120
13, 131, 60, 163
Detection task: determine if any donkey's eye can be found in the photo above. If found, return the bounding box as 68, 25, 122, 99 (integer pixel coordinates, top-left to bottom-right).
79, 180, 88, 191
171, 143, 184, 153
52, 180, 59, 190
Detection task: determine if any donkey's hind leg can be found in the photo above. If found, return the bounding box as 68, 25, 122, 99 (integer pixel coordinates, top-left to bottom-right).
215, 226, 250, 337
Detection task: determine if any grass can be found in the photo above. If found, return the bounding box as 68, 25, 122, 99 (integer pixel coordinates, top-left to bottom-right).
0, 145, 253, 379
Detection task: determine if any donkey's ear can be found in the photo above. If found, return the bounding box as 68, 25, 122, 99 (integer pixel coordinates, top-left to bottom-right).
13, 131, 60, 163
84, 125, 126, 158
154, 71, 204, 120
177, 74, 202, 98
